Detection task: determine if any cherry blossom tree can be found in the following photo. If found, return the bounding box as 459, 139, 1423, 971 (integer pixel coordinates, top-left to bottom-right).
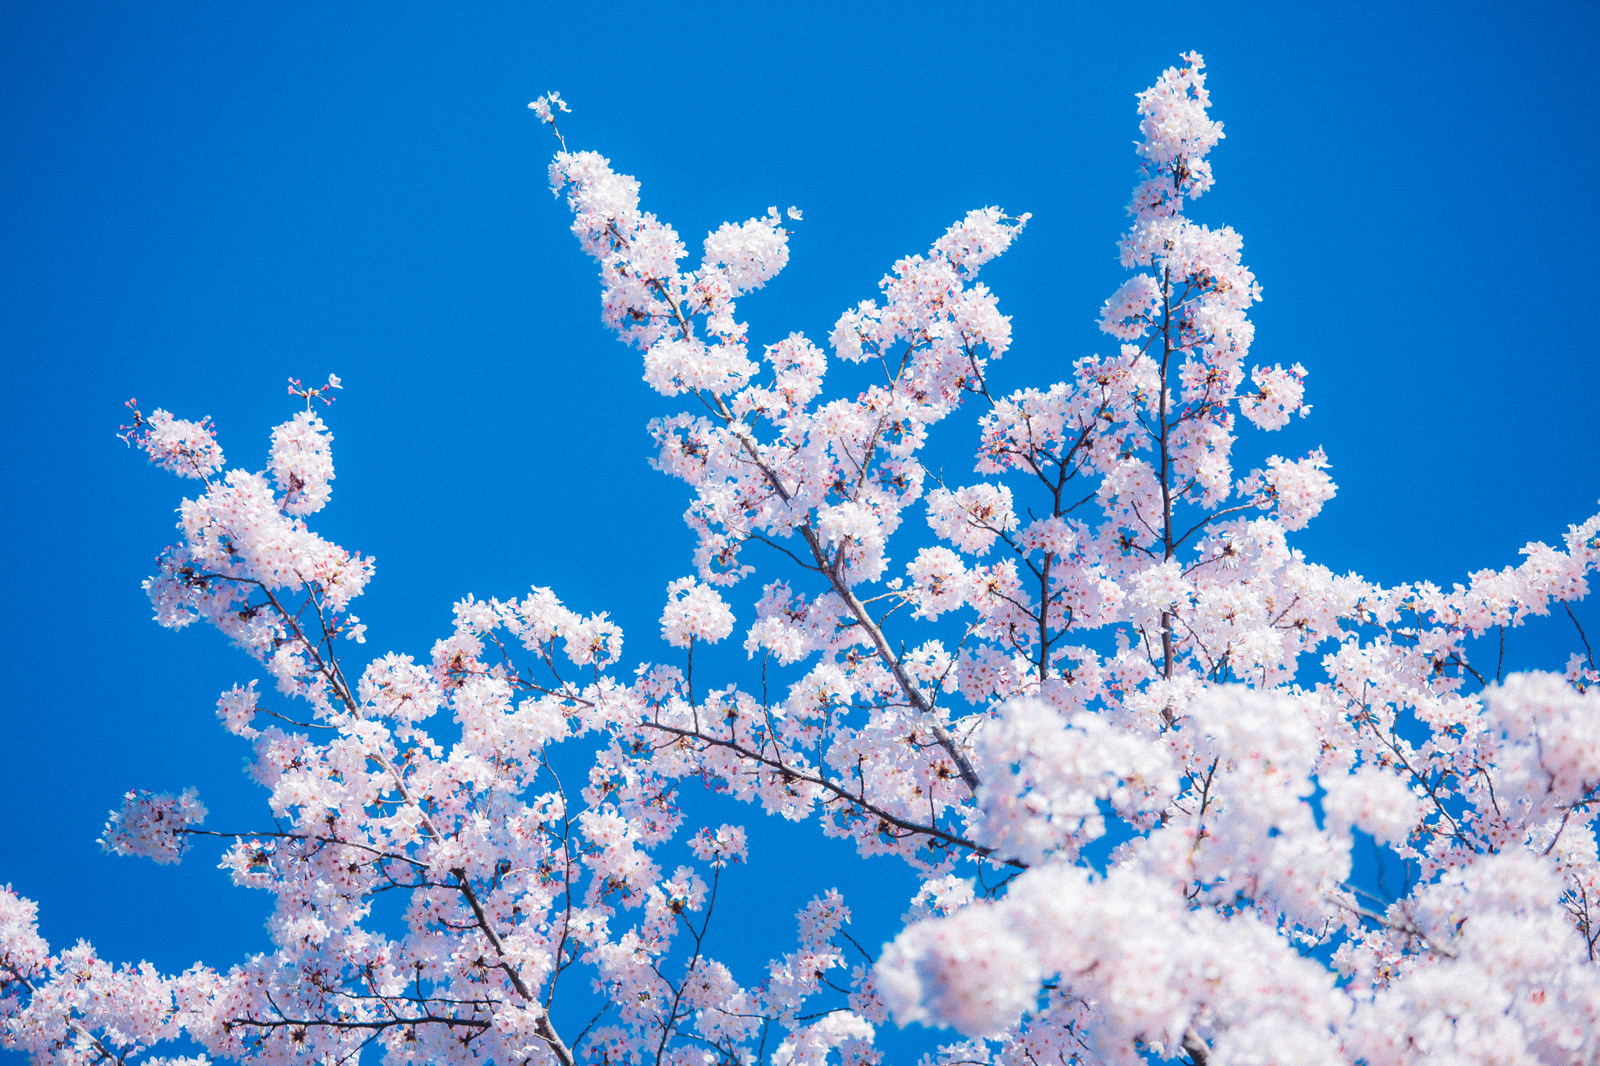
5, 54, 1599, 1065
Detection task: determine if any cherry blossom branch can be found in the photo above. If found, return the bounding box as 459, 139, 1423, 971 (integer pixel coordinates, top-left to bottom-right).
653, 867, 721, 1064
241, 585, 581, 1066
178, 827, 429, 869
1568, 602, 1596, 671
642, 715, 1018, 866
0, 963, 130, 1065
540, 754, 579, 1014
631, 261, 987, 794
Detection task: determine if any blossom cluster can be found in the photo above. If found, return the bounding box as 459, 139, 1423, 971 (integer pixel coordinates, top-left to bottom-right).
659, 577, 735, 648
99, 789, 208, 865
123, 405, 225, 480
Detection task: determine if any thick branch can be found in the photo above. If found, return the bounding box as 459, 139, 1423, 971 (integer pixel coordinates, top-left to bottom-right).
643, 717, 1019, 867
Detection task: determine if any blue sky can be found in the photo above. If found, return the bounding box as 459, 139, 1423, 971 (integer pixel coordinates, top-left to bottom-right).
2, 2, 1598, 1061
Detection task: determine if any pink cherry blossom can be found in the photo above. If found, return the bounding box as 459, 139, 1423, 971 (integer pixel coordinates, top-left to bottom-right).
99, 788, 208, 865
124, 406, 225, 480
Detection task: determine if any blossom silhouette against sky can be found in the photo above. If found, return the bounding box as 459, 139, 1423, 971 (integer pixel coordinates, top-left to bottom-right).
2, 3, 1597, 1062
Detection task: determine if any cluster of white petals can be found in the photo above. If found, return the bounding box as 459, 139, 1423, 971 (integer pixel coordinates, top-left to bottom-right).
1099, 273, 1161, 340
702, 208, 792, 295
527, 90, 568, 124
1479, 671, 1600, 822
214, 680, 260, 737
267, 409, 335, 514
688, 824, 748, 867
905, 547, 968, 620
1239, 361, 1308, 430
925, 482, 1016, 555
659, 577, 736, 648
972, 697, 1176, 865
129, 408, 225, 479
99, 788, 207, 865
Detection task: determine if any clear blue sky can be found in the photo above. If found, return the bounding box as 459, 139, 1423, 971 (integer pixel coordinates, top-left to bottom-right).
2, 2, 1597, 1061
